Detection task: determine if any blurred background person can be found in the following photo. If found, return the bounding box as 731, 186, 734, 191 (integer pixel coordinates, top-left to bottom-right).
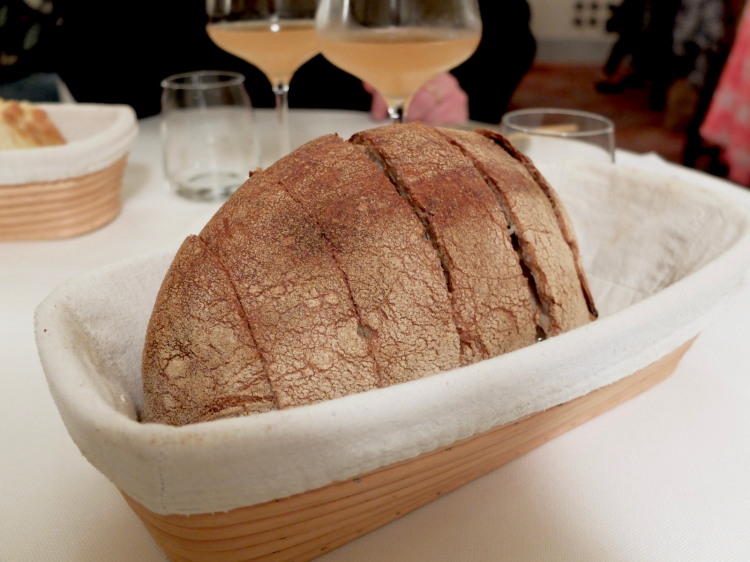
0, 0, 67, 101
700, 3, 750, 186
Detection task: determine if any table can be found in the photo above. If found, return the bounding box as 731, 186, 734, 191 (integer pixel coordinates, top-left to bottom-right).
2, 110, 750, 562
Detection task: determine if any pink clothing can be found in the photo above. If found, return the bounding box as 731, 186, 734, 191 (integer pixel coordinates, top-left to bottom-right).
701, 7, 750, 186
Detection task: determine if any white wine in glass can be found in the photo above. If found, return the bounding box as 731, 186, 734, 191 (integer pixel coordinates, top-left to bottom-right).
206, 0, 319, 159
316, 0, 481, 122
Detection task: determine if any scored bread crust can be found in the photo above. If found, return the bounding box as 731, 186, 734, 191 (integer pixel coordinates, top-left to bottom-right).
270, 134, 460, 385
351, 124, 537, 365
478, 130, 598, 319
141, 235, 276, 425
199, 164, 379, 409
438, 128, 591, 335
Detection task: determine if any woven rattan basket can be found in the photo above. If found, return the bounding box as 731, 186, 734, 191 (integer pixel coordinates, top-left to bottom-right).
121, 339, 694, 562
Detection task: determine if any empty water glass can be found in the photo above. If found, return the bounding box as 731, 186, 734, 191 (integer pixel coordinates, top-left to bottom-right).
161, 71, 261, 201
501, 108, 616, 163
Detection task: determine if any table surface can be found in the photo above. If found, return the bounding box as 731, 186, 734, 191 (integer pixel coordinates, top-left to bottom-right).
3, 109, 750, 562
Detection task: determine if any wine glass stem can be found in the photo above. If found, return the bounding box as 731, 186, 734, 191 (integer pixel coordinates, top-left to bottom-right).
387, 104, 405, 124
272, 83, 291, 158
386, 96, 411, 124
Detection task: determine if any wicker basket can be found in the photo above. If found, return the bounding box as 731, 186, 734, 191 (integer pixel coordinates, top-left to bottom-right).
0, 104, 137, 241
121, 339, 693, 562
0, 156, 126, 241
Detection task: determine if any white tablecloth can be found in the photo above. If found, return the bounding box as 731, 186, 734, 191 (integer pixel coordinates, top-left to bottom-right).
2, 110, 750, 562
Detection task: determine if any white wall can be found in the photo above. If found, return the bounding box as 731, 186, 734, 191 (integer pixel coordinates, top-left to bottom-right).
527, 0, 612, 38
526, 0, 618, 62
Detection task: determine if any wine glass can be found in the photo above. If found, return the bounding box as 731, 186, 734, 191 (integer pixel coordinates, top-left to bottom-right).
316, 0, 481, 123
206, 0, 319, 160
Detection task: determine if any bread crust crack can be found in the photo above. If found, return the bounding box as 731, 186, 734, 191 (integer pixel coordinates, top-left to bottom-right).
438, 127, 594, 336
352, 124, 537, 365
478, 129, 598, 320
200, 170, 379, 409
272, 134, 460, 385
141, 235, 276, 425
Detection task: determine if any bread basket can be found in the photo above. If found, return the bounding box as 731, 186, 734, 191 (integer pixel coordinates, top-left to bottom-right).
0, 103, 138, 241
35, 160, 750, 562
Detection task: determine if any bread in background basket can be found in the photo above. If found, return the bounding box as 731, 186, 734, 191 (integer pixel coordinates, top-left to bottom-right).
0, 102, 138, 241
0, 99, 66, 149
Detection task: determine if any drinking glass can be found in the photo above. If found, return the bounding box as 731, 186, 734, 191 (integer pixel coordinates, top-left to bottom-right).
206, 0, 319, 160
161, 71, 261, 201
501, 108, 616, 163
316, 0, 482, 123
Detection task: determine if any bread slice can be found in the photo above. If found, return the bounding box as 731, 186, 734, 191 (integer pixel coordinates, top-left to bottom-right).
438, 128, 592, 335
269, 134, 460, 385
200, 163, 379, 409
0, 99, 65, 150
351, 124, 537, 365
478, 130, 598, 320
141, 235, 275, 425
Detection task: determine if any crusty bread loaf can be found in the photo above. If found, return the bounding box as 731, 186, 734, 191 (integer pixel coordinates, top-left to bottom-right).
0, 99, 65, 150
142, 125, 596, 426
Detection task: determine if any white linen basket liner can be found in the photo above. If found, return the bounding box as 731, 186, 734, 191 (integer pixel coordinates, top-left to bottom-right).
35, 161, 750, 516
0, 103, 138, 185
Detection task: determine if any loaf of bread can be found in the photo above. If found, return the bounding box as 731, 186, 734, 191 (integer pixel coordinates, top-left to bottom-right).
0, 99, 65, 150
142, 124, 597, 426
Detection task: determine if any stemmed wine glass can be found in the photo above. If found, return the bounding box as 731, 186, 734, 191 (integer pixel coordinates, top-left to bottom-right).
206, 0, 319, 160
316, 0, 482, 123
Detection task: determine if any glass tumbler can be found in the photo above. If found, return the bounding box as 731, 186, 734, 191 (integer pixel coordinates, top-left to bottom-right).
501, 108, 616, 163
161, 71, 261, 201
